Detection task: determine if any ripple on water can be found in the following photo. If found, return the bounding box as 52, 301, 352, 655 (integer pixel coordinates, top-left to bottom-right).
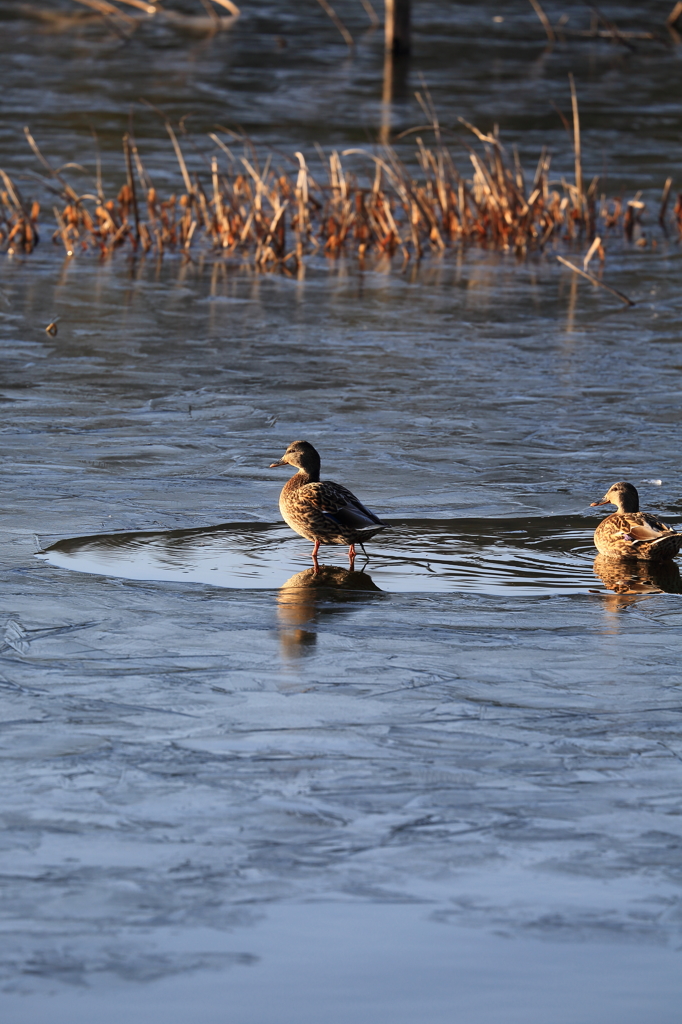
36, 516, 682, 598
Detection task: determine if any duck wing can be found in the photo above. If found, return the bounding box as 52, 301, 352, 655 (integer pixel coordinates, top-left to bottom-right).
628, 523, 667, 542
625, 513, 673, 544
606, 513, 672, 545
641, 512, 671, 533
301, 481, 384, 532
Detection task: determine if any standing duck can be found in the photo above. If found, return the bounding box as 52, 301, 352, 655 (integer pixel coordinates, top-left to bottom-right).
590, 481, 682, 561
269, 440, 386, 569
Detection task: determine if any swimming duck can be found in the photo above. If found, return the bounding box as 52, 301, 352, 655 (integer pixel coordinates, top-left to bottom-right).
590, 482, 682, 561
269, 440, 386, 569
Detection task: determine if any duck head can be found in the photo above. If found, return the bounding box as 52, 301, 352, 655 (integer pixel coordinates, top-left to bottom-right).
590, 481, 639, 514
269, 440, 321, 480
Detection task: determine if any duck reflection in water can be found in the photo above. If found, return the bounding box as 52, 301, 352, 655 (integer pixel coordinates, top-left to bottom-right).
593, 554, 682, 610
277, 564, 383, 659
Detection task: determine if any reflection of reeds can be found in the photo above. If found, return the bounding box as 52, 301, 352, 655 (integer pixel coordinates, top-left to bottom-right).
1, 112, 676, 266
22, 0, 241, 37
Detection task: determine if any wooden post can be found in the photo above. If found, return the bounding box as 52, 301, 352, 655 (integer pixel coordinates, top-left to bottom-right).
385, 0, 410, 54
381, 0, 410, 143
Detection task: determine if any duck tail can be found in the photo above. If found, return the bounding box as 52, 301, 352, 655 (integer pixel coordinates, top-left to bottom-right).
652, 531, 682, 546
632, 531, 682, 551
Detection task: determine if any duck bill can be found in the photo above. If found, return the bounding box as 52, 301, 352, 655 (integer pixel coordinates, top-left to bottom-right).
269, 458, 287, 468
590, 499, 609, 506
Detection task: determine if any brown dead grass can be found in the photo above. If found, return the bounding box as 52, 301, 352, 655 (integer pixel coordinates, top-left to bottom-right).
0, 114, 674, 266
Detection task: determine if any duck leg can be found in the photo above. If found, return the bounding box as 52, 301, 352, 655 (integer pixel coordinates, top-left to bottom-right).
311, 540, 320, 573
348, 543, 356, 569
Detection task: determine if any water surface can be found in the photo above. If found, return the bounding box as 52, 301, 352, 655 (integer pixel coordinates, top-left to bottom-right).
38, 514, 604, 594
1, 3, 682, 1021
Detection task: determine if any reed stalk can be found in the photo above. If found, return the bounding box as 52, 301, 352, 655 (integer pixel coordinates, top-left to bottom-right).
568, 73, 583, 218
0, 109, 673, 274
556, 256, 635, 306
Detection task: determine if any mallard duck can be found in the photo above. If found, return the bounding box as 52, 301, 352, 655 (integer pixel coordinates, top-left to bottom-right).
269, 440, 386, 569
590, 482, 682, 561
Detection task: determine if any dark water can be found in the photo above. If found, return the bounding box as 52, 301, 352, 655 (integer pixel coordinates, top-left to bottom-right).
37, 515, 682, 596
2, 1, 682, 190
38, 515, 599, 593
2, 4, 682, 1022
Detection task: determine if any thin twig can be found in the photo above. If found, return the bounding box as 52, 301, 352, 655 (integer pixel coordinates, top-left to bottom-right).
528, 0, 556, 42
315, 0, 354, 48
114, 0, 157, 11
166, 122, 193, 195
659, 177, 673, 225
568, 73, 583, 215
667, 2, 682, 43
583, 235, 601, 270
583, 2, 636, 51
123, 133, 140, 242
52, 206, 73, 256
359, 0, 379, 27
210, 0, 240, 14
556, 256, 635, 306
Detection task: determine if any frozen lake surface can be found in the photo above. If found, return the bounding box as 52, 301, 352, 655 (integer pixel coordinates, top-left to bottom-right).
2, 251, 681, 1023
2, 1, 682, 1020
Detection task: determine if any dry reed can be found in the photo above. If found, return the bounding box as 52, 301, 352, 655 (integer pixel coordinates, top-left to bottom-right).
22, 0, 241, 36
555, 256, 635, 307
0, 112, 677, 267
529, 0, 670, 45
